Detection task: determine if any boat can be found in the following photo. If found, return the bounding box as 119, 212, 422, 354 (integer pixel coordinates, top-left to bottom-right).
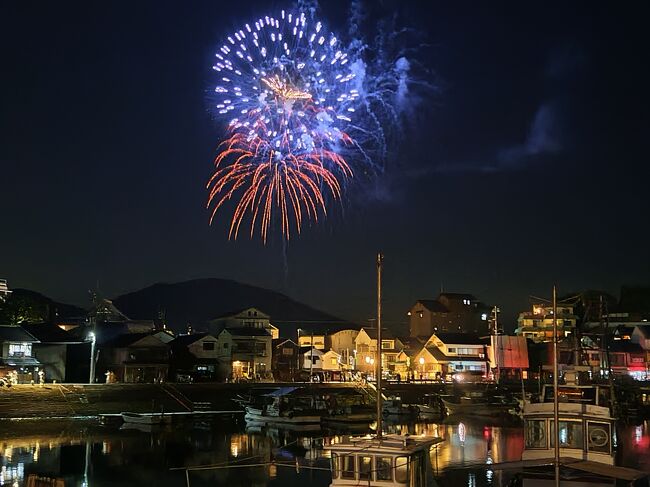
382, 396, 420, 417
325, 253, 442, 487
326, 434, 442, 486
521, 383, 617, 465
413, 394, 444, 419
243, 386, 323, 425
440, 390, 519, 417
322, 390, 376, 424
120, 412, 170, 425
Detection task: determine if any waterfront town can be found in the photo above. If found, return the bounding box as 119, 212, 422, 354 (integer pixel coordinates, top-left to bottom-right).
1, 278, 649, 402
3, 1, 649, 485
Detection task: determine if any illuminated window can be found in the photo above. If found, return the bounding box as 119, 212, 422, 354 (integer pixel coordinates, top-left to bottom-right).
8, 343, 31, 357
550, 420, 583, 449
525, 419, 546, 448
395, 456, 409, 483
341, 455, 355, 479
359, 456, 373, 481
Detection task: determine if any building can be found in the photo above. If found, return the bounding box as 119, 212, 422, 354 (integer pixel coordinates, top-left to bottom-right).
210, 307, 279, 339
354, 328, 404, 377
297, 332, 326, 350
272, 338, 300, 381
99, 332, 170, 383
21, 323, 85, 383
300, 346, 324, 371
0, 326, 39, 383
489, 335, 529, 381
413, 332, 490, 380
228, 327, 273, 380
408, 293, 491, 338
169, 333, 224, 382
329, 329, 359, 369
0, 279, 11, 301
516, 301, 577, 342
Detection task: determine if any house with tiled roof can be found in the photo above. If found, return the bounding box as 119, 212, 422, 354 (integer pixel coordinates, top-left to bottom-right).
412, 332, 490, 380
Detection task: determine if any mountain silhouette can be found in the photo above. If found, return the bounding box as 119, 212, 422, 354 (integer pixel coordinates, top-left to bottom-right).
111, 278, 352, 336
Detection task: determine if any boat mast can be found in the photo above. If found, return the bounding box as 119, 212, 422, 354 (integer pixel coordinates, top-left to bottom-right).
552, 285, 560, 485
376, 252, 383, 440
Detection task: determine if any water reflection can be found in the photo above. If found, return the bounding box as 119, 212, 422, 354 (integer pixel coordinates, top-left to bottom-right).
0, 418, 648, 486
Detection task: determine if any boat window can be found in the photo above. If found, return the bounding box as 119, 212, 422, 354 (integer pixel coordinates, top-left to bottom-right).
525, 419, 546, 448
376, 456, 392, 481
331, 453, 339, 479
550, 420, 584, 449
359, 455, 373, 481
341, 455, 355, 479
395, 456, 409, 483
587, 422, 611, 454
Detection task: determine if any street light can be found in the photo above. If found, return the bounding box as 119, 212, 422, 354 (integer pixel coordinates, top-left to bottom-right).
89, 332, 96, 384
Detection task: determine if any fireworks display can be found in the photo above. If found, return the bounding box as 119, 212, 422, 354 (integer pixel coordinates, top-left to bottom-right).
207, 6, 418, 242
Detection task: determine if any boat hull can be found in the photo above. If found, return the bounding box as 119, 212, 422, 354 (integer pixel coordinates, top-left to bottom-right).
244, 406, 321, 425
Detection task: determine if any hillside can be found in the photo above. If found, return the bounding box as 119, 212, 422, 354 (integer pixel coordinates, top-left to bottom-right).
112, 278, 351, 335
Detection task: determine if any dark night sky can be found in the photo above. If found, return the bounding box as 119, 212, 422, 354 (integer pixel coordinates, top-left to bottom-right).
1, 1, 648, 329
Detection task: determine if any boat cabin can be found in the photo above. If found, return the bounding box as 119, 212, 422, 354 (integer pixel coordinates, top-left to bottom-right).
522, 385, 615, 465
326, 434, 441, 487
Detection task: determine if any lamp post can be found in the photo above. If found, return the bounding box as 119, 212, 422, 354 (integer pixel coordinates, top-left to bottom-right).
89, 332, 96, 384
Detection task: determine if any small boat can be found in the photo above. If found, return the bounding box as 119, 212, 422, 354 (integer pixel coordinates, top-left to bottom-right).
441, 391, 519, 417
382, 397, 419, 417
243, 387, 322, 425
121, 412, 169, 425
414, 393, 444, 419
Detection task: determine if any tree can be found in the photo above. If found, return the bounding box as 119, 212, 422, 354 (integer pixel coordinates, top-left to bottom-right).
0, 293, 47, 326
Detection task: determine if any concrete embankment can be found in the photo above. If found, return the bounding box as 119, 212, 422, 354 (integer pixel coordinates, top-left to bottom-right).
0, 382, 374, 419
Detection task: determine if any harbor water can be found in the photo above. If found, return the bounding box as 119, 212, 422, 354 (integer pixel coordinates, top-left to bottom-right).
1, 417, 649, 486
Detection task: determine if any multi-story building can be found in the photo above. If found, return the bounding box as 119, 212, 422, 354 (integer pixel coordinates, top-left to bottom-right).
0, 279, 11, 301
354, 328, 404, 377
413, 332, 490, 380
210, 307, 279, 339
408, 293, 491, 338
516, 301, 577, 342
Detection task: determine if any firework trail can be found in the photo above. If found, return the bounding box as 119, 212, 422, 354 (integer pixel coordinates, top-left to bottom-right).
207, 4, 424, 242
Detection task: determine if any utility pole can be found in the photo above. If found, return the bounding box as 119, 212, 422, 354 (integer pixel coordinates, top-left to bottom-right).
376, 252, 383, 440
553, 285, 560, 487
310, 331, 314, 382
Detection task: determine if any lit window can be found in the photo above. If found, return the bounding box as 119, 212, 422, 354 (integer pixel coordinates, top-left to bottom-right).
376, 456, 392, 481
395, 456, 409, 483
359, 456, 373, 481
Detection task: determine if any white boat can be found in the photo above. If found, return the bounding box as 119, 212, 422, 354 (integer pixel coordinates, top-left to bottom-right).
121, 412, 170, 425
521, 384, 616, 465
326, 434, 442, 487
325, 254, 442, 487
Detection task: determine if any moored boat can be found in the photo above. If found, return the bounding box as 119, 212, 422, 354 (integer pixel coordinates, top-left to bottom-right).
243, 387, 323, 425
441, 391, 518, 416
121, 412, 169, 425
521, 384, 616, 465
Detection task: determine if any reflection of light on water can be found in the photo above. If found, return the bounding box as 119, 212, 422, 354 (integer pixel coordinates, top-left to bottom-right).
0, 463, 24, 486
458, 423, 466, 444
635, 425, 643, 445
268, 463, 277, 479
486, 468, 493, 484
468, 472, 476, 487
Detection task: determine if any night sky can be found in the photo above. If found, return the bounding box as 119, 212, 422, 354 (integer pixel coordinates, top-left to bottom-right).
1, 1, 648, 329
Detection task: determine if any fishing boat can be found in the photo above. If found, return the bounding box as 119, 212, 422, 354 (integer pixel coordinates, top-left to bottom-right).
325, 253, 442, 487
414, 394, 444, 419
521, 383, 616, 465
243, 387, 323, 425
440, 390, 519, 417
322, 389, 376, 424
382, 396, 420, 417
